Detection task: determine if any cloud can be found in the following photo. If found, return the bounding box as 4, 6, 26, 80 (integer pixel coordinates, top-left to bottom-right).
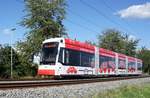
116, 2, 150, 19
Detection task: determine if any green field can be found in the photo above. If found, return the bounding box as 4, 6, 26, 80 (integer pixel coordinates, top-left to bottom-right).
92, 83, 150, 98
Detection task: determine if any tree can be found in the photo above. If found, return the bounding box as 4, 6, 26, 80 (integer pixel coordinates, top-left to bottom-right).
98, 29, 139, 57
137, 47, 150, 74
17, 0, 67, 60
98, 29, 124, 52
0, 45, 12, 78
123, 34, 139, 57
0, 45, 37, 79
0, 45, 21, 78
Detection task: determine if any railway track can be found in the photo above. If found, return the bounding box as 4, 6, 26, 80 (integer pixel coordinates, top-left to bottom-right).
0, 75, 149, 89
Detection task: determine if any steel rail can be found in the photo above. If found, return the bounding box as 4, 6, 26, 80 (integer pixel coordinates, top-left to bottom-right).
0, 75, 149, 89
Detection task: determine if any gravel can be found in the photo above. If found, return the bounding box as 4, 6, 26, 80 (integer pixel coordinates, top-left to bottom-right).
0, 77, 150, 98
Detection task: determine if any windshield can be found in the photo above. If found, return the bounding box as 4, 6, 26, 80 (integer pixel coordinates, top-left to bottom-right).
40, 42, 58, 65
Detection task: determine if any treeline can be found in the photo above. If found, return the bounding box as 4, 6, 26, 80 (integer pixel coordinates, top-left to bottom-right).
0, 0, 150, 79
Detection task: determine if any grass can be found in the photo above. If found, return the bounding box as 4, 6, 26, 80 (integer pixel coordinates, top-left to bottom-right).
92, 84, 150, 98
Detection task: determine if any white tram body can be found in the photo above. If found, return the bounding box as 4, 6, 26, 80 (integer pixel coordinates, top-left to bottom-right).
38, 38, 142, 76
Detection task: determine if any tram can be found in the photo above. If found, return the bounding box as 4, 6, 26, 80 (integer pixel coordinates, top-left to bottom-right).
37, 38, 142, 76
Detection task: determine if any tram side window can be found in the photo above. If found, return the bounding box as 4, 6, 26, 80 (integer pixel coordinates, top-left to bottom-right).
99, 56, 106, 68
118, 59, 126, 69
81, 52, 95, 67
128, 62, 136, 69
64, 49, 80, 66
99, 55, 115, 69
108, 57, 115, 68
137, 63, 142, 70
63, 48, 95, 67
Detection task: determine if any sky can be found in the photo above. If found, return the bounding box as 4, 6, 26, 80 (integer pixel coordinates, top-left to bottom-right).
0, 0, 150, 48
